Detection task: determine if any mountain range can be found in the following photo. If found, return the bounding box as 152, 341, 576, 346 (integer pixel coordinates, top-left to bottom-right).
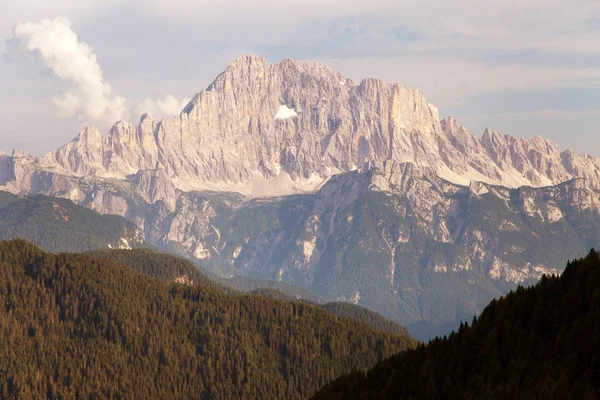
2, 55, 600, 336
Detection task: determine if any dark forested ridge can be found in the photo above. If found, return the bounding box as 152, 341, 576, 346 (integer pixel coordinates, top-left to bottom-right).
313, 250, 600, 400
0, 240, 415, 399
224, 275, 325, 303
85, 248, 216, 288
87, 248, 413, 339
0, 191, 142, 253
321, 302, 412, 339
0, 190, 412, 341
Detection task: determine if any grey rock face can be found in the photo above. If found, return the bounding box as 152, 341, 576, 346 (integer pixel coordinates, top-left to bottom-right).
223, 162, 600, 326
7, 56, 599, 198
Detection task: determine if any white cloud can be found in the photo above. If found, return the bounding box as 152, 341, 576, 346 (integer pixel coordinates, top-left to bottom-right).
12, 17, 126, 123
8, 16, 189, 124
133, 95, 190, 120
0, 1, 120, 46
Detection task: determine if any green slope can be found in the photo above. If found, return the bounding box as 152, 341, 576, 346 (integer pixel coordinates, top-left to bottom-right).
87, 247, 413, 339
0, 191, 141, 253
85, 248, 215, 288
0, 240, 414, 399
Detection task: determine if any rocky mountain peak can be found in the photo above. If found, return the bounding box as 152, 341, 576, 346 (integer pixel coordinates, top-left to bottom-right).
441, 116, 482, 155
528, 134, 560, 154
76, 126, 102, 143
3, 55, 600, 199
139, 112, 152, 122
206, 54, 269, 94
481, 128, 505, 148
11, 149, 30, 158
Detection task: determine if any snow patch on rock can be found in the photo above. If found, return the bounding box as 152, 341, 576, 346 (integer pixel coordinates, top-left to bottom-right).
275, 105, 298, 120
194, 243, 211, 260
232, 246, 242, 259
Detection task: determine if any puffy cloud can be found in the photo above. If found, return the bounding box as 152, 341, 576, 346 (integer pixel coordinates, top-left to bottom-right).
12, 17, 126, 123
133, 95, 190, 120
8, 16, 187, 124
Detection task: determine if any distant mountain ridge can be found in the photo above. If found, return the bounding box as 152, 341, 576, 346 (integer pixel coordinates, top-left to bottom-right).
0, 191, 142, 253
2, 55, 600, 337
87, 247, 412, 339
2, 56, 600, 198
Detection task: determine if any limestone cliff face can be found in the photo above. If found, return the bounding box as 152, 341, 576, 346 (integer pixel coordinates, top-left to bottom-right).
25, 56, 447, 195
441, 116, 600, 188
5, 56, 600, 197
1, 56, 589, 200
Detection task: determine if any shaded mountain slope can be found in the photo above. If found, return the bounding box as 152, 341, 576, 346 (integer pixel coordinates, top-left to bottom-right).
85, 248, 215, 288
314, 250, 600, 399
0, 191, 142, 253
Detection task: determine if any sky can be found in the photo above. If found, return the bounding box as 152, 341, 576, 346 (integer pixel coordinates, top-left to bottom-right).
0, 0, 599, 156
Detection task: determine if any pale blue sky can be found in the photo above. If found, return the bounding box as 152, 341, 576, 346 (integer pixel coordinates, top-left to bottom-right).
0, 0, 599, 155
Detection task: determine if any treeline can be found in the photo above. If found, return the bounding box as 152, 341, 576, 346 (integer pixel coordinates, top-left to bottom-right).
321, 302, 412, 339
0, 240, 414, 399
225, 275, 324, 303
314, 250, 600, 399
85, 248, 215, 288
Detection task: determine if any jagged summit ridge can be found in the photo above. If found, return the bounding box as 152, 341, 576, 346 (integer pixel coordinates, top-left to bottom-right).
2, 55, 600, 198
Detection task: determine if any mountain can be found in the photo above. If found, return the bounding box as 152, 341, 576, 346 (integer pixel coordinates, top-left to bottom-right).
2, 55, 600, 336
320, 302, 413, 339
0, 191, 142, 253
194, 161, 600, 336
0, 240, 414, 399
313, 250, 600, 399
4, 56, 600, 196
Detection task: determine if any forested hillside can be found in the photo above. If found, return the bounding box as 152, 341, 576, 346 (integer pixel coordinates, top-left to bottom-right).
0, 240, 414, 399
85, 248, 215, 287
321, 302, 412, 339
224, 275, 325, 303
314, 250, 600, 399
0, 191, 141, 253
88, 248, 413, 339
